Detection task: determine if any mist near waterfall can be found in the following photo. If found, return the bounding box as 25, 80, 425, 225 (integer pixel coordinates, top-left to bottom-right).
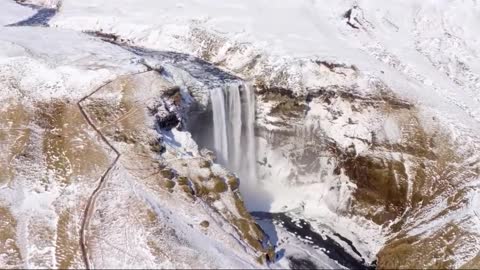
189, 82, 269, 210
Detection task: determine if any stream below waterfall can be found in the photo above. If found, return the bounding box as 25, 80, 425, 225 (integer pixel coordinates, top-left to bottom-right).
6, 2, 56, 27
252, 211, 376, 269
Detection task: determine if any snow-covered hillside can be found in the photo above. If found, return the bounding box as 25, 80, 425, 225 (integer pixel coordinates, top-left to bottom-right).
0, 4, 272, 269
2, 0, 480, 268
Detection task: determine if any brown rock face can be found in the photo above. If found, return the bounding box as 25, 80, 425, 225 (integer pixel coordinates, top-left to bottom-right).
377, 223, 474, 269
340, 155, 408, 225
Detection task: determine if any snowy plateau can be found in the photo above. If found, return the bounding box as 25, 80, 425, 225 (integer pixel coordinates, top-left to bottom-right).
1, 0, 480, 269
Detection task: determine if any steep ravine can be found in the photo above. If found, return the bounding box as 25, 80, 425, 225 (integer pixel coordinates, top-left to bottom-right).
6, 4, 383, 265
254, 82, 480, 269
72, 30, 480, 269
89, 35, 376, 268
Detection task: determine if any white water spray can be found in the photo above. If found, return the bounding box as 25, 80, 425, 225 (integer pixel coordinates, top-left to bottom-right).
227, 84, 242, 173
210, 82, 257, 186
243, 85, 257, 186
211, 87, 229, 165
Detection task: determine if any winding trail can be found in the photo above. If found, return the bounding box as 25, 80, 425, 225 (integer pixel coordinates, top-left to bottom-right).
77, 71, 147, 269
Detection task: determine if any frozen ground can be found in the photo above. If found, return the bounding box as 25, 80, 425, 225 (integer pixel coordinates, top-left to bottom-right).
0, 3, 263, 268
2, 0, 480, 268
51, 0, 480, 133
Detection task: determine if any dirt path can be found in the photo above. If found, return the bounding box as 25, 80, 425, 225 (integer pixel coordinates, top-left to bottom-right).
77, 71, 148, 269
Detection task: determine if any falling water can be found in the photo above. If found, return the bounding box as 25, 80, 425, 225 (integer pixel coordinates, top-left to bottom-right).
210, 82, 257, 186
211, 87, 229, 165
227, 84, 242, 173
243, 85, 257, 186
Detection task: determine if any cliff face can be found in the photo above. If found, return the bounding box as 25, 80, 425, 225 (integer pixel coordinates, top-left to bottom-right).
255, 78, 480, 268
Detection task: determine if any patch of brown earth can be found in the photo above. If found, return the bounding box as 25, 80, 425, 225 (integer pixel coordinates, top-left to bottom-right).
26, 217, 56, 268
377, 223, 475, 269
55, 210, 82, 269
1, 97, 115, 268
0, 102, 31, 186
0, 206, 23, 267
340, 154, 408, 224
34, 100, 110, 187
461, 254, 480, 269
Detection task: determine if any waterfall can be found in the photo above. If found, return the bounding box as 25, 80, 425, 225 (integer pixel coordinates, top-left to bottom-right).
243, 85, 257, 186
210, 82, 257, 185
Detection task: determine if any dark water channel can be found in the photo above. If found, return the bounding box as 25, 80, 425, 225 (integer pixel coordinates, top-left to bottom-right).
252, 211, 376, 270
